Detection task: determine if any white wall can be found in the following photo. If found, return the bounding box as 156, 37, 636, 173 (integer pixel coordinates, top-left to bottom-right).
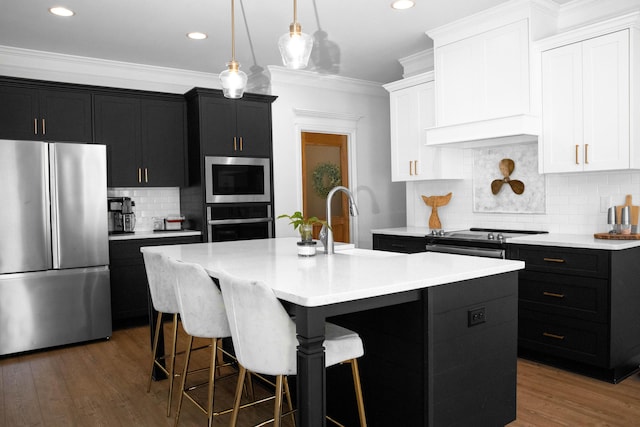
407, 148, 640, 234
269, 67, 406, 249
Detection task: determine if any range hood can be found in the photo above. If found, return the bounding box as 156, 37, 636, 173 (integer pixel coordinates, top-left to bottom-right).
425, 114, 540, 148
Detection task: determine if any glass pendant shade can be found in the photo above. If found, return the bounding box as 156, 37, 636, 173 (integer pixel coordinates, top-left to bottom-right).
279, 23, 313, 69
220, 61, 248, 99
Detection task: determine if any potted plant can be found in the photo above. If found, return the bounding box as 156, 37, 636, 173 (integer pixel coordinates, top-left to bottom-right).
277, 211, 329, 256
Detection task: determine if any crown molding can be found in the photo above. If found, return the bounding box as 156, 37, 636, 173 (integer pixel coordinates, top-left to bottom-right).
268, 66, 387, 98
0, 45, 219, 94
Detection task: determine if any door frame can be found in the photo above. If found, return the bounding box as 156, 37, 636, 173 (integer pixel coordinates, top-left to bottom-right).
293, 108, 361, 245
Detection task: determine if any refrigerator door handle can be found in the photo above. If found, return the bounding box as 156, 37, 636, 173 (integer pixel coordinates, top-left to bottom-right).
49, 144, 61, 269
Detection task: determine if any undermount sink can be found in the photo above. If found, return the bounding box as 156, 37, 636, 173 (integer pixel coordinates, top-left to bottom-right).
334, 248, 402, 258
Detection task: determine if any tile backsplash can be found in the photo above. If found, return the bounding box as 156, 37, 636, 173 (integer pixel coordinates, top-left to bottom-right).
107, 187, 181, 231
407, 148, 640, 234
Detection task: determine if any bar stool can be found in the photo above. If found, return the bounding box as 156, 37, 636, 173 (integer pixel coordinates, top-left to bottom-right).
218, 272, 368, 427
168, 258, 239, 427
143, 251, 182, 417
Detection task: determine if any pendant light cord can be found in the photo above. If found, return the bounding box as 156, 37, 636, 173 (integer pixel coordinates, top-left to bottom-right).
293, 0, 298, 24
231, 0, 236, 62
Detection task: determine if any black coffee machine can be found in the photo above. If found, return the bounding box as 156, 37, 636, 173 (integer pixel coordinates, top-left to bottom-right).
108, 197, 136, 233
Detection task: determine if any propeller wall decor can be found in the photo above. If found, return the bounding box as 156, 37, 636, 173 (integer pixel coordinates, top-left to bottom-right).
491, 159, 525, 195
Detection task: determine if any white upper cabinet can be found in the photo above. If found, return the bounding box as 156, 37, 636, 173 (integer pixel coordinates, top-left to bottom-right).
384, 73, 463, 182
424, 0, 557, 147
538, 12, 638, 173
435, 20, 530, 127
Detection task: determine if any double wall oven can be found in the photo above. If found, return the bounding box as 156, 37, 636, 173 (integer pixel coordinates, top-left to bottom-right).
425, 228, 548, 258
204, 156, 273, 242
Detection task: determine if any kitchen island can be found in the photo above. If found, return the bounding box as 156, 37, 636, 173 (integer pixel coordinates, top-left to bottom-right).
141, 237, 524, 426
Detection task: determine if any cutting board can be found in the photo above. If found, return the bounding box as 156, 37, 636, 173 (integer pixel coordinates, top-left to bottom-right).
594, 232, 640, 240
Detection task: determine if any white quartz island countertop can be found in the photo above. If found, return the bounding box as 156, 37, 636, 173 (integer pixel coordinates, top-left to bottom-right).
140, 237, 524, 307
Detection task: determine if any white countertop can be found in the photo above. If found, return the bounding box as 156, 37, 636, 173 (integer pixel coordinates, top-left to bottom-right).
507, 233, 640, 250
140, 237, 524, 307
109, 230, 201, 241
371, 227, 431, 237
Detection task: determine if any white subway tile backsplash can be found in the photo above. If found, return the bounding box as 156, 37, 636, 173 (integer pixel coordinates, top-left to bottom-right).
107, 187, 181, 231
408, 165, 640, 234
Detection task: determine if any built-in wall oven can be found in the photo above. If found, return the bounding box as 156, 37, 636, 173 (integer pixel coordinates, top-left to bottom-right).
425, 228, 548, 258
204, 156, 271, 204
207, 205, 273, 242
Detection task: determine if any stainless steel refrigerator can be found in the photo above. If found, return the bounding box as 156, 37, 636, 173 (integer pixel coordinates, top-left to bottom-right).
0, 139, 112, 356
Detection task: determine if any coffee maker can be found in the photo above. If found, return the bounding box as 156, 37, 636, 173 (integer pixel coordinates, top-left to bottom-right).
108, 197, 136, 233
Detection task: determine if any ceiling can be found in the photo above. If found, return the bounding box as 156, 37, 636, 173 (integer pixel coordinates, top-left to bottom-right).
1, 0, 569, 84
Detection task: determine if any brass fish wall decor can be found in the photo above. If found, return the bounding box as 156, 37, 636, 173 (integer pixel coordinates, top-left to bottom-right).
491, 159, 525, 195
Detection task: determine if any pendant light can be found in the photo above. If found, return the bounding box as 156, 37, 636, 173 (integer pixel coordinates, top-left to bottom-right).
219, 0, 247, 99
278, 0, 313, 69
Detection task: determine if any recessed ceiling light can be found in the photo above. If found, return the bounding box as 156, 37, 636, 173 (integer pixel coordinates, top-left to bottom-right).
187, 32, 208, 40
49, 6, 75, 17
391, 0, 415, 10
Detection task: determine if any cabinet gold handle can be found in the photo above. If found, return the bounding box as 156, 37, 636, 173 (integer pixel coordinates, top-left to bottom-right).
42, 119, 46, 135
409, 161, 413, 176
144, 167, 148, 183
34, 118, 38, 135
239, 136, 243, 151
575, 145, 579, 164
414, 160, 418, 175
585, 143, 589, 164
543, 332, 565, 340
138, 167, 142, 183
543, 257, 565, 263
543, 291, 565, 298
233, 137, 237, 151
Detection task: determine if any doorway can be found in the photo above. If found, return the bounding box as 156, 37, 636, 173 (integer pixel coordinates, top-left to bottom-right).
301, 132, 350, 242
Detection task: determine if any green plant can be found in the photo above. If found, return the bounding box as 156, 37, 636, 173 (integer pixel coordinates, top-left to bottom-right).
277, 211, 330, 241
277, 211, 329, 230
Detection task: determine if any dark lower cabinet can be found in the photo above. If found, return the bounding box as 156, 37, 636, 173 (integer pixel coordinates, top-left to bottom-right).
0, 79, 92, 142
328, 272, 518, 426
372, 233, 427, 253
109, 236, 201, 326
508, 244, 640, 382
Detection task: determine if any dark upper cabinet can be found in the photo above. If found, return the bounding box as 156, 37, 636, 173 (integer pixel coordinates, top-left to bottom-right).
94, 93, 186, 187
187, 88, 276, 159
0, 82, 92, 142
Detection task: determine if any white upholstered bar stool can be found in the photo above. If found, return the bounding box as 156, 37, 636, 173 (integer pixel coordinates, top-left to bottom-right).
169, 258, 239, 427
218, 272, 368, 427
143, 251, 182, 417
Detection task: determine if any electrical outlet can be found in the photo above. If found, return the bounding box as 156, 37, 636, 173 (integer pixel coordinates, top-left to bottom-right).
468, 307, 486, 327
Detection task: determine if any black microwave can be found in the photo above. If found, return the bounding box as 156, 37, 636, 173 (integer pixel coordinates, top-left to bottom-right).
204, 156, 271, 203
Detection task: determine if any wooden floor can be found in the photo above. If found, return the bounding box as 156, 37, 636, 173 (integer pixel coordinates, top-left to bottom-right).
1, 324, 639, 426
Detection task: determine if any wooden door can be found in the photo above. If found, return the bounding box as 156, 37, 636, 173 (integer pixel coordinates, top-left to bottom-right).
301, 132, 349, 242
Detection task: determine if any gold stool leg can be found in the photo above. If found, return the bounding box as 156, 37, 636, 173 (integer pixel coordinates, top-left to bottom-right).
350, 359, 367, 427
167, 313, 179, 417
230, 365, 247, 427
147, 311, 164, 392
174, 335, 194, 427
274, 375, 284, 427
283, 376, 296, 426
207, 338, 218, 427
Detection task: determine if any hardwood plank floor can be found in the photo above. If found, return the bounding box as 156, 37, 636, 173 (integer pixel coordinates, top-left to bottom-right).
1, 324, 639, 426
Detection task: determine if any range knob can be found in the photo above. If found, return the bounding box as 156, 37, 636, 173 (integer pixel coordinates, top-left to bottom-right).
430, 229, 438, 236
438, 229, 446, 237
497, 233, 505, 242
487, 232, 495, 240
